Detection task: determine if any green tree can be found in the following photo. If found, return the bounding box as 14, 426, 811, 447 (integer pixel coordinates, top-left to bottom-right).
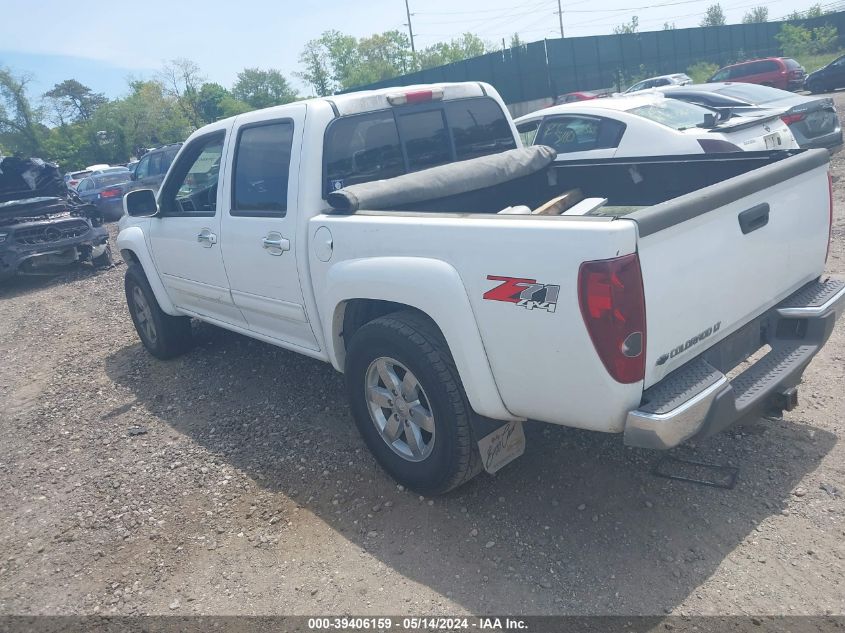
297, 40, 333, 96
232, 67, 298, 110
700, 4, 726, 26
44, 79, 106, 124
787, 4, 824, 20
509, 33, 523, 48
159, 58, 206, 129
196, 82, 232, 123
742, 6, 768, 23
418, 33, 491, 69
613, 16, 639, 34
776, 22, 838, 57
0, 67, 44, 155
663, 22, 676, 30
348, 30, 414, 85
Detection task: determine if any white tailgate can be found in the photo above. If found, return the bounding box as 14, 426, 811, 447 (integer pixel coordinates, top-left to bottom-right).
634, 156, 830, 388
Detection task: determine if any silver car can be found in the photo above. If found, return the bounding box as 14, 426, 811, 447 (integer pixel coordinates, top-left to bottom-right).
661, 82, 842, 152
624, 73, 692, 93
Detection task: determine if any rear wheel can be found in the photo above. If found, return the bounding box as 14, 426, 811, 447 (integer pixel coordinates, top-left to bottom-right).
124, 263, 192, 359
345, 311, 481, 495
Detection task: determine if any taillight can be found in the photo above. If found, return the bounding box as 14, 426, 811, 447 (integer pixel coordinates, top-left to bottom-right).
100, 187, 122, 198
781, 113, 806, 125
827, 172, 833, 263
578, 253, 647, 384
386, 87, 444, 106
698, 139, 742, 153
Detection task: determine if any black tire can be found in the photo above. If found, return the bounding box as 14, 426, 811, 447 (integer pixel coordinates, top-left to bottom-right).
124, 263, 192, 360
345, 310, 482, 495
92, 243, 114, 269
807, 81, 824, 94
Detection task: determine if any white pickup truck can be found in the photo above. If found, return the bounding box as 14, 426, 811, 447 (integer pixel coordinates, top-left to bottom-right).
118, 82, 845, 494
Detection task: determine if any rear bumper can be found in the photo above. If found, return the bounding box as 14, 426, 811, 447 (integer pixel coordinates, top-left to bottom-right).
624, 278, 845, 449
795, 129, 843, 153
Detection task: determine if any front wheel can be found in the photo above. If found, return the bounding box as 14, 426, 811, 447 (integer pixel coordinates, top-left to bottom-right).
345, 311, 481, 495
807, 80, 824, 94
124, 263, 192, 359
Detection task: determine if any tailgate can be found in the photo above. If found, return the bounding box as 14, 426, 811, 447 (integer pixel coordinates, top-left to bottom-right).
628, 149, 831, 388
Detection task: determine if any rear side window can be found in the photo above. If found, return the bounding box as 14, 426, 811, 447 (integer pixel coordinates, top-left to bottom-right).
760, 60, 780, 73
231, 120, 294, 217
148, 152, 163, 177
163, 147, 179, 172
323, 97, 515, 195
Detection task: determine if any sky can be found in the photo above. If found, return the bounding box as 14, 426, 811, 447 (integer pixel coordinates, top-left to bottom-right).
0, 0, 829, 99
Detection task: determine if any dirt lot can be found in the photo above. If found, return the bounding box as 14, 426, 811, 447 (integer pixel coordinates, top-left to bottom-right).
2, 101, 845, 619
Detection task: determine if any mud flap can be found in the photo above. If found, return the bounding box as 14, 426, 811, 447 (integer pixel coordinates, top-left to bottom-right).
473, 418, 526, 474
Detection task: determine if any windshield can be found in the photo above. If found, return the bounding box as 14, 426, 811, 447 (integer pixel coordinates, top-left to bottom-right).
714, 84, 792, 104
627, 99, 713, 130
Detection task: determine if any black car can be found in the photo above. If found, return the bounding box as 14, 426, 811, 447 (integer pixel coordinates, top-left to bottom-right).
661, 82, 842, 152
805, 54, 845, 93
127, 143, 181, 194
0, 157, 111, 282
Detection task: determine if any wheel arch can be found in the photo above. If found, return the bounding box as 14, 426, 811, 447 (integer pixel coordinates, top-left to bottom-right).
322, 257, 521, 422
116, 225, 179, 315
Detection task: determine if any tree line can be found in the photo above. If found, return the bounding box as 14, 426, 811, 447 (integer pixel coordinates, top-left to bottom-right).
0, 30, 496, 169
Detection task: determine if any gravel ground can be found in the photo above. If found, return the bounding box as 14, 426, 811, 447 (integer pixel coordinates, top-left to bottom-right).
1, 100, 845, 618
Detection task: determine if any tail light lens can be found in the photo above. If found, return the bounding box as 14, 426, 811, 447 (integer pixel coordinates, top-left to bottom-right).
827, 172, 834, 263
698, 139, 742, 153
578, 253, 647, 384
100, 187, 122, 198
781, 113, 806, 125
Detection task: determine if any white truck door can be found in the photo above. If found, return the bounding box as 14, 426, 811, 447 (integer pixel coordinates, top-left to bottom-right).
148, 127, 247, 327
219, 104, 319, 351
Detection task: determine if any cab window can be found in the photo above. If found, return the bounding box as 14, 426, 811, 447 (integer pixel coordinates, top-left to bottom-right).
323, 96, 516, 195
231, 120, 294, 217
158, 132, 225, 216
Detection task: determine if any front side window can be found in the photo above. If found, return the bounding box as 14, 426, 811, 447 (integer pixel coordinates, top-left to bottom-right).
135, 156, 150, 179
711, 69, 730, 81
147, 153, 163, 177
159, 132, 225, 216
535, 115, 625, 154
78, 179, 93, 192
231, 121, 294, 217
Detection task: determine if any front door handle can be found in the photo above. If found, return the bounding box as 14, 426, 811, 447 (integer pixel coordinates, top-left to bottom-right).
197, 229, 217, 247
262, 232, 290, 256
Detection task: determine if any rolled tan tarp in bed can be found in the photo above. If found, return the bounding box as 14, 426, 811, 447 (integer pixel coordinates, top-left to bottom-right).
326, 145, 556, 213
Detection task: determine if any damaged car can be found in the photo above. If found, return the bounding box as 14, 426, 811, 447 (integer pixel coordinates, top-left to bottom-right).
0, 156, 112, 282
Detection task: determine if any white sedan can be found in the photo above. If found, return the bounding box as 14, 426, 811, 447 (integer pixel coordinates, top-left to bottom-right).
514, 93, 799, 161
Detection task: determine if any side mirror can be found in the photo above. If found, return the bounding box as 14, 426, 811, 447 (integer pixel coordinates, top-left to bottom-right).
124, 188, 159, 217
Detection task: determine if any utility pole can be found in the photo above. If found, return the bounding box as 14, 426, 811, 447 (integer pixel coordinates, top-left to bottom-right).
556, 0, 565, 38
404, 0, 416, 58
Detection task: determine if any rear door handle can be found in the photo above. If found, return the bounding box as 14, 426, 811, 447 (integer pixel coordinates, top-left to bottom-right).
262, 231, 290, 256
738, 203, 769, 235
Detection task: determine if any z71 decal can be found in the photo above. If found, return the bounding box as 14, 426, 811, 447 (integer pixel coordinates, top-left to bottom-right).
483, 275, 560, 313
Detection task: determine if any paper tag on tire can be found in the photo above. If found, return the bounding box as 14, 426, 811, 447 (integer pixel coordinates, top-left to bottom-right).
477, 421, 525, 474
